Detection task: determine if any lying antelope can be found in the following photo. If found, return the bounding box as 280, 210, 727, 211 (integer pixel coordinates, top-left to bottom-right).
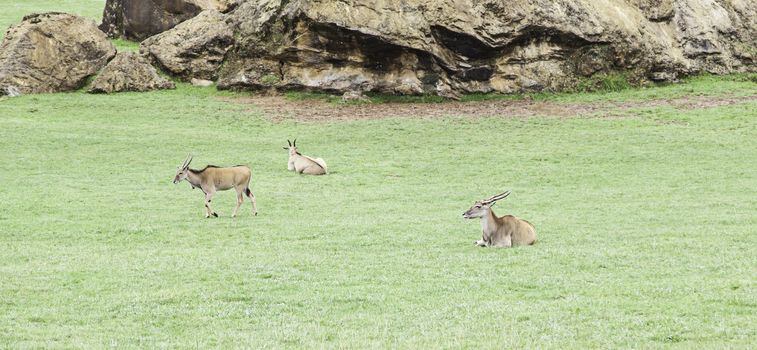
462, 191, 536, 247
173, 155, 258, 218
284, 139, 328, 175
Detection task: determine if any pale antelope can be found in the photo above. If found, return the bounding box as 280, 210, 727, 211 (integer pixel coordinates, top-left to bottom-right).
462, 191, 536, 247
173, 155, 258, 218
283, 139, 328, 175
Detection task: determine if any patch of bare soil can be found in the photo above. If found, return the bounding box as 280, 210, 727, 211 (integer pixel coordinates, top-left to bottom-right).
222, 94, 757, 122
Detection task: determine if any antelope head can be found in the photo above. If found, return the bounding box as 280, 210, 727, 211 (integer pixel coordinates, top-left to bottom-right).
173, 154, 193, 184
283, 139, 299, 156
463, 191, 510, 219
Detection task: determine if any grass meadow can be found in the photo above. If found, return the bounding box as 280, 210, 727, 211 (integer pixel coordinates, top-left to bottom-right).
1, 1, 757, 348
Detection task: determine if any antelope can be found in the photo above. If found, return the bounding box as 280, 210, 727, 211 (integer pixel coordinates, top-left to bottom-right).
283, 139, 328, 175
172, 155, 258, 218
462, 191, 536, 247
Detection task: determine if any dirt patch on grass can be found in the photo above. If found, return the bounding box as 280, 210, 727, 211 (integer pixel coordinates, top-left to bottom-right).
223, 94, 757, 122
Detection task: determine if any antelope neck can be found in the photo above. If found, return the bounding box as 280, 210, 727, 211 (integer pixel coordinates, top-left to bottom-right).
481, 208, 499, 235
185, 170, 204, 189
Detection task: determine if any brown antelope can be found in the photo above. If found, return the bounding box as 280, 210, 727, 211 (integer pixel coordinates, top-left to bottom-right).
462, 191, 536, 247
283, 139, 328, 175
173, 155, 258, 218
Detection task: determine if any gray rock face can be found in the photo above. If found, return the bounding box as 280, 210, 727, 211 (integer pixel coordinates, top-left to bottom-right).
99, 0, 241, 40
88, 52, 175, 93
0, 13, 116, 96
140, 10, 234, 81
214, 0, 755, 96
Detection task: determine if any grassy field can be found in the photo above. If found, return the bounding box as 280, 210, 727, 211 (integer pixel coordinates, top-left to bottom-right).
2, 1, 757, 348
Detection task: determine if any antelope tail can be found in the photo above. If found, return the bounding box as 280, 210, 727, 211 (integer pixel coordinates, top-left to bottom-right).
314, 158, 328, 173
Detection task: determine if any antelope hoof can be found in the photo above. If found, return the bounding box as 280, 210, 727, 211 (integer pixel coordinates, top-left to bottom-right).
254, 212, 258, 216
212, 212, 218, 218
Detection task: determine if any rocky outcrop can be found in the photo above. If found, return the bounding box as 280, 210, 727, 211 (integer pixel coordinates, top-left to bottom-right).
99, 0, 242, 40
214, 0, 755, 96
0, 13, 116, 96
140, 10, 234, 81
17, 1, 750, 97
88, 52, 175, 93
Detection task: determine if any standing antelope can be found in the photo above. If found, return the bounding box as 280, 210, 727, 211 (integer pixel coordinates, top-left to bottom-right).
173, 155, 258, 218
283, 139, 328, 175
462, 191, 536, 247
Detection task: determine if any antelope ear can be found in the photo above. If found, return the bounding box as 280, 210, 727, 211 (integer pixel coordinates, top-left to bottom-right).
283, 146, 289, 150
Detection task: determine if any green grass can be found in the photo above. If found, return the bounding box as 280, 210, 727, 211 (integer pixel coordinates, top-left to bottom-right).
574, 72, 633, 93
1, 79, 756, 348
111, 38, 140, 52
1, 1, 757, 348
533, 73, 757, 103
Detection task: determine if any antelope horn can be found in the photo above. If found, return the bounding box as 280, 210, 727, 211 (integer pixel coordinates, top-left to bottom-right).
287, 139, 292, 146
180, 155, 190, 169
293, 138, 297, 147
184, 154, 193, 169
482, 190, 511, 204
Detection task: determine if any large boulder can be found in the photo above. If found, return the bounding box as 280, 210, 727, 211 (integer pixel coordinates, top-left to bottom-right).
88, 52, 175, 93
140, 10, 234, 81
0, 13, 116, 96
99, 0, 242, 40
216, 0, 756, 96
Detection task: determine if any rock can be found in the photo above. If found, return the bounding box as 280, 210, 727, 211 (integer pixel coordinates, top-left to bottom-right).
341, 91, 370, 102
3, 86, 21, 97
435, 80, 462, 101
215, 0, 755, 97
190, 78, 214, 87
140, 10, 234, 81
631, 0, 674, 21
88, 52, 175, 93
0, 13, 116, 96
99, 0, 242, 40
520, 78, 544, 91
650, 71, 678, 82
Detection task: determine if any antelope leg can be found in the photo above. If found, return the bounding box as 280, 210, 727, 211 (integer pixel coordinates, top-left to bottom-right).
492, 235, 512, 248
205, 191, 218, 218
232, 191, 243, 218
246, 189, 258, 216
